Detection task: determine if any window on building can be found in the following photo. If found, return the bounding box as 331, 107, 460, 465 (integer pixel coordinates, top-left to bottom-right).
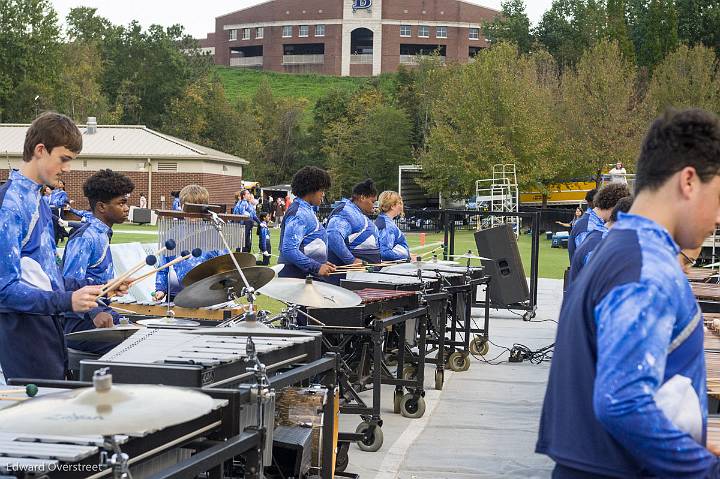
242, 28, 250, 40
400, 25, 411, 37
315, 24, 326, 36
229, 29, 237, 41
418, 25, 429, 38
469, 28, 479, 40
256, 27, 264, 39
436, 26, 447, 38
299, 25, 309, 37
282, 25, 292, 37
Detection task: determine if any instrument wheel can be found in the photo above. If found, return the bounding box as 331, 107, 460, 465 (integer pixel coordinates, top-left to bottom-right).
355, 422, 384, 452
402, 365, 417, 380
460, 351, 471, 371
470, 337, 490, 356
399, 393, 426, 419
448, 351, 469, 372
335, 442, 350, 473
434, 369, 444, 390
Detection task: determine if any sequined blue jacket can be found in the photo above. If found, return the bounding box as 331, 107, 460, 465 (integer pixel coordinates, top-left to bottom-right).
568, 229, 603, 284
233, 199, 259, 223
538, 213, 718, 477
569, 209, 606, 262
327, 199, 380, 265
171, 197, 181, 211
375, 213, 410, 261
48, 189, 69, 209
0, 170, 88, 380
278, 198, 328, 278
62, 217, 121, 354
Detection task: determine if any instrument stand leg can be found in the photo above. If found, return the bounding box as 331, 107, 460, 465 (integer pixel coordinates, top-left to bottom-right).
102, 436, 133, 479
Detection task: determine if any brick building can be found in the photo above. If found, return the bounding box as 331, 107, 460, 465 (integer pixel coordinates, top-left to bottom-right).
0, 119, 248, 211
204, 0, 498, 76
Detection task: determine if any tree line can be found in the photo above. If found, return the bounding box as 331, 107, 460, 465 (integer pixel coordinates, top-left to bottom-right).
2, 0, 720, 201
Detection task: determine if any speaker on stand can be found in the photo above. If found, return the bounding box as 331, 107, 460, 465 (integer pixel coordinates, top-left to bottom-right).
474, 224, 529, 307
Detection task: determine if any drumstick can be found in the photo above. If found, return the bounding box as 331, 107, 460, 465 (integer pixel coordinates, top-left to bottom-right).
99, 239, 177, 296
127, 248, 203, 287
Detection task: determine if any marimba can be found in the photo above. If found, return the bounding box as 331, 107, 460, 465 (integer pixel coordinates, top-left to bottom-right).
687, 267, 717, 283
112, 298, 246, 322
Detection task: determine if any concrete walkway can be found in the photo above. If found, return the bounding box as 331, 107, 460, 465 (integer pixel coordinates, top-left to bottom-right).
340, 279, 562, 479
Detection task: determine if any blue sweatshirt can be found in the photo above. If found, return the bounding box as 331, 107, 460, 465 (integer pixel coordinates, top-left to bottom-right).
375, 213, 410, 261
568, 229, 603, 284
171, 197, 181, 211
327, 199, 380, 265
537, 212, 719, 478
0, 170, 87, 380
62, 216, 121, 354
278, 198, 328, 278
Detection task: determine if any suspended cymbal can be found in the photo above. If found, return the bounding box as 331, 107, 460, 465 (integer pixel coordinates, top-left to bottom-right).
0, 378, 214, 436
65, 324, 144, 343
183, 252, 257, 287
175, 267, 276, 308
258, 277, 362, 309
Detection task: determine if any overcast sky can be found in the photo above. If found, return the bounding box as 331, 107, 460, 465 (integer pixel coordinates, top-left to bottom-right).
50, 0, 554, 38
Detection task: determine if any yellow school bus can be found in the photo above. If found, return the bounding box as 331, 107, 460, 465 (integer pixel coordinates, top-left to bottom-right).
519, 181, 597, 207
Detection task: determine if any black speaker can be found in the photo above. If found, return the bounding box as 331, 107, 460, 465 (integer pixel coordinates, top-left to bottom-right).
474, 224, 530, 306
131, 208, 151, 224
271, 426, 313, 478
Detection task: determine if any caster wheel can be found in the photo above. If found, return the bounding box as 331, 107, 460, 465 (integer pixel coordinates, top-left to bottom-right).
399, 394, 426, 419
393, 390, 403, 414
335, 442, 350, 473
469, 337, 489, 356
438, 347, 454, 369
434, 369, 444, 390
402, 365, 417, 380
523, 311, 536, 321
355, 422, 383, 452
448, 351, 470, 372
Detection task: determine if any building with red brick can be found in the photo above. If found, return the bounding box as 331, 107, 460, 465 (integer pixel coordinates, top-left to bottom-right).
203, 0, 498, 76
0, 118, 248, 212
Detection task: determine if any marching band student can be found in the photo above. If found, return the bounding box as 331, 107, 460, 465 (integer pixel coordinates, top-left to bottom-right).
568, 182, 630, 262
48, 179, 69, 210
171, 191, 181, 211
62, 169, 135, 355
376, 190, 411, 261
233, 189, 259, 253
327, 179, 381, 266
568, 188, 597, 261
278, 166, 336, 279
153, 185, 222, 301
256, 212, 271, 266
537, 109, 720, 477
568, 195, 633, 283
0, 112, 114, 381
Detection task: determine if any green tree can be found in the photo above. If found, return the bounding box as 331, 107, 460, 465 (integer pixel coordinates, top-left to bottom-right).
645, 44, 720, 115
483, 0, 533, 53
607, 0, 636, 62
560, 40, 642, 182
535, 0, 607, 66
65, 7, 115, 43
0, 0, 62, 121
420, 43, 571, 201
631, 0, 679, 68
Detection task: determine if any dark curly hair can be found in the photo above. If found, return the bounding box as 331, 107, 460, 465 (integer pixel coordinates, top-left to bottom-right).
636, 108, 720, 194
84, 169, 135, 210
352, 179, 377, 198
594, 183, 630, 210
609, 196, 633, 223
291, 166, 331, 198
585, 188, 597, 207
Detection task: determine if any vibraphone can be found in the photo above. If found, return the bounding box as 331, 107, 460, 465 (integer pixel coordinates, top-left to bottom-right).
306, 288, 430, 453
78, 328, 322, 388
155, 208, 248, 254
0, 385, 264, 479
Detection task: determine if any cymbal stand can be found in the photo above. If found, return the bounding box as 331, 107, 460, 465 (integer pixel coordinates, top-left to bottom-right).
101, 436, 132, 479
245, 336, 274, 475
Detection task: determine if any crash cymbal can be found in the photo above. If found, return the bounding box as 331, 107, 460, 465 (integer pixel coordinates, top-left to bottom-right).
0, 374, 214, 436
183, 252, 257, 287
65, 324, 144, 343
136, 317, 200, 328
175, 267, 276, 308
258, 277, 362, 309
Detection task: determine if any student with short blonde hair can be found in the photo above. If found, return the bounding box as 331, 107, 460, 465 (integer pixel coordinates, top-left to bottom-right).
375, 190, 410, 261
179, 184, 209, 207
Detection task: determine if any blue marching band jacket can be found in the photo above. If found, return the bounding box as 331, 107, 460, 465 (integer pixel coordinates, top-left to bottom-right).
327, 199, 380, 265
278, 198, 328, 278
0, 171, 90, 380
375, 213, 410, 261
62, 216, 121, 355
569, 209, 606, 262
538, 212, 719, 477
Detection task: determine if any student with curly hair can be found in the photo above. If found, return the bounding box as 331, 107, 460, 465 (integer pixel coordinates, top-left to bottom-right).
278, 166, 336, 278
62, 169, 135, 354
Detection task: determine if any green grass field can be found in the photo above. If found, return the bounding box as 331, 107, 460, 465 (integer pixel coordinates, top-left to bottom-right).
213, 67, 367, 106
109, 223, 569, 279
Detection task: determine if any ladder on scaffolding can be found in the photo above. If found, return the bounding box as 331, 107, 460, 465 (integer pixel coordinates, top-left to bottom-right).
474, 164, 521, 236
